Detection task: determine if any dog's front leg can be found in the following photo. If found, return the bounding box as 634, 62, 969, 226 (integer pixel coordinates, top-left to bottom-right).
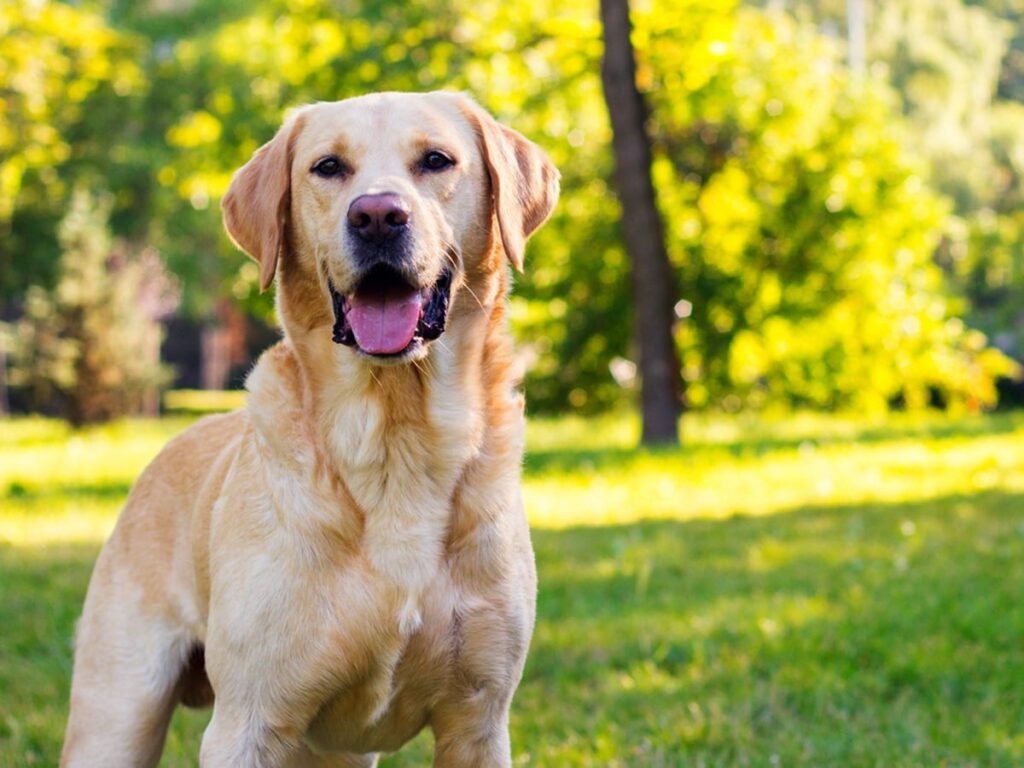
201, 700, 380, 767
283, 747, 380, 768
199, 704, 297, 768
430, 701, 513, 768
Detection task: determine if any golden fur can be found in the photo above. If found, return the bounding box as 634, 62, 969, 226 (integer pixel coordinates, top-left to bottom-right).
61, 91, 558, 767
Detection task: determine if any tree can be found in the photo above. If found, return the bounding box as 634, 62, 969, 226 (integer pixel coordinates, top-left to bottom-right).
767, 0, 1024, 373
2, 0, 1014, 417
0, 0, 144, 296
6, 190, 177, 424
638, 2, 1016, 411
599, 0, 681, 443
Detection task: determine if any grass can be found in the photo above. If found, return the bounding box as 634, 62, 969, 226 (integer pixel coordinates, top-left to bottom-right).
2, 408, 1024, 766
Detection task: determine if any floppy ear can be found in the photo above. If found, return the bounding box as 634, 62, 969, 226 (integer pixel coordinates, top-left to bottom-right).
222, 112, 305, 291
460, 98, 560, 271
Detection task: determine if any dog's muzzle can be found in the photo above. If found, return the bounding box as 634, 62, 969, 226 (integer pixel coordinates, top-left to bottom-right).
330, 265, 452, 357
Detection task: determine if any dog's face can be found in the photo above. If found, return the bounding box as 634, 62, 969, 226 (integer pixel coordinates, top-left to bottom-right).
222, 92, 559, 364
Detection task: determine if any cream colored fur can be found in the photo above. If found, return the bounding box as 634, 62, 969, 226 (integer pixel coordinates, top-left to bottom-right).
61, 91, 559, 768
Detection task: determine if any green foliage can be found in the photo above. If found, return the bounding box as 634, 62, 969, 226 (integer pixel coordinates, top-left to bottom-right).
4, 190, 175, 424
0, 0, 145, 294
2, 411, 1024, 763
1, 0, 1020, 414
871, 0, 1007, 208
639, 4, 1016, 411
959, 209, 1024, 352
772, 0, 1024, 386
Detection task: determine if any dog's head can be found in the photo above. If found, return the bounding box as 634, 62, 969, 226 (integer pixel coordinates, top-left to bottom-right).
222, 91, 559, 363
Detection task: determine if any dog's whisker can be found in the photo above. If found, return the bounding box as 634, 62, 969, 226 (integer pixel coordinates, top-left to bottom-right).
461, 282, 487, 313
442, 242, 461, 271
439, 241, 485, 313
411, 357, 430, 380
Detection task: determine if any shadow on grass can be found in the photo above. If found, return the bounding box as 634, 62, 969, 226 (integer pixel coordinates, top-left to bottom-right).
516, 490, 1024, 765
3, 491, 1023, 766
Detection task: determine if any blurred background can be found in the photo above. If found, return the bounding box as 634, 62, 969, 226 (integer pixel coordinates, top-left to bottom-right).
3, 0, 1024, 424
2, 0, 1024, 765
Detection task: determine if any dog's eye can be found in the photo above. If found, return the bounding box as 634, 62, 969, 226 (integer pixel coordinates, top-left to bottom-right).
312, 156, 347, 178
421, 150, 454, 172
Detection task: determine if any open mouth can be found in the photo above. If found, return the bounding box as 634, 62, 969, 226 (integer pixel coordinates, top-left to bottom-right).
329, 265, 452, 357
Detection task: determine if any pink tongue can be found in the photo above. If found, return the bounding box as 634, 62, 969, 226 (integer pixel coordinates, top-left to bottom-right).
347, 283, 423, 354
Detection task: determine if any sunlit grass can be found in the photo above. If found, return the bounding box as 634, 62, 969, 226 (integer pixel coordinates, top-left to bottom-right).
5, 410, 1023, 543
2, 408, 1024, 765
525, 411, 1024, 528
162, 389, 247, 415
1, 418, 198, 545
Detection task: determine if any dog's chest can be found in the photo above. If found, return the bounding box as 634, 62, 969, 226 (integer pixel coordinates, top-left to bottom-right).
321, 377, 480, 595
300, 566, 461, 754
238, 347, 529, 753
282, 465, 525, 756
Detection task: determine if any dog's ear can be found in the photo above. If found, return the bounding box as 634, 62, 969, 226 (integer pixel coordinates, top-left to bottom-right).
459, 97, 560, 271
222, 111, 306, 292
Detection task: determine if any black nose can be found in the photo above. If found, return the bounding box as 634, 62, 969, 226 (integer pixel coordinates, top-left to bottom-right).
347, 193, 410, 244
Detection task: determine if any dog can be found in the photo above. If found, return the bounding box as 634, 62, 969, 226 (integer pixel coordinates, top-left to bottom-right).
61, 91, 559, 767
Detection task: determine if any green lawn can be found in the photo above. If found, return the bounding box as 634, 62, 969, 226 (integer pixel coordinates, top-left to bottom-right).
2, 409, 1024, 766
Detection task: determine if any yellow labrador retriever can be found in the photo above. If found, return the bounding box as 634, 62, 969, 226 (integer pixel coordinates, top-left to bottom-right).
61, 91, 558, 767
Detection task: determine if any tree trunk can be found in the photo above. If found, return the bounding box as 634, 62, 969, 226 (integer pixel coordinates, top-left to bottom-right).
599, 0, 682, 444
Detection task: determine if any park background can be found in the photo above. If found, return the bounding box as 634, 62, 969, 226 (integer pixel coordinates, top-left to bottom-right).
2, 0, 1024, 764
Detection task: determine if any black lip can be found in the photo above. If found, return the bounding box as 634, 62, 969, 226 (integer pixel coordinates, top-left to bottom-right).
328, 266, 453, 356
330, 280, 356, 346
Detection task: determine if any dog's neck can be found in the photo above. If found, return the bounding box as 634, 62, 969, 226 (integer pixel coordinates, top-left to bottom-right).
245, 255, 523, 597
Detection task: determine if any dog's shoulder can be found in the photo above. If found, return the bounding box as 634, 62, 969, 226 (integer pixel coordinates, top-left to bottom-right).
128, 409, 249, 503
243, 341, 318, 467
246, 340, 303, 414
